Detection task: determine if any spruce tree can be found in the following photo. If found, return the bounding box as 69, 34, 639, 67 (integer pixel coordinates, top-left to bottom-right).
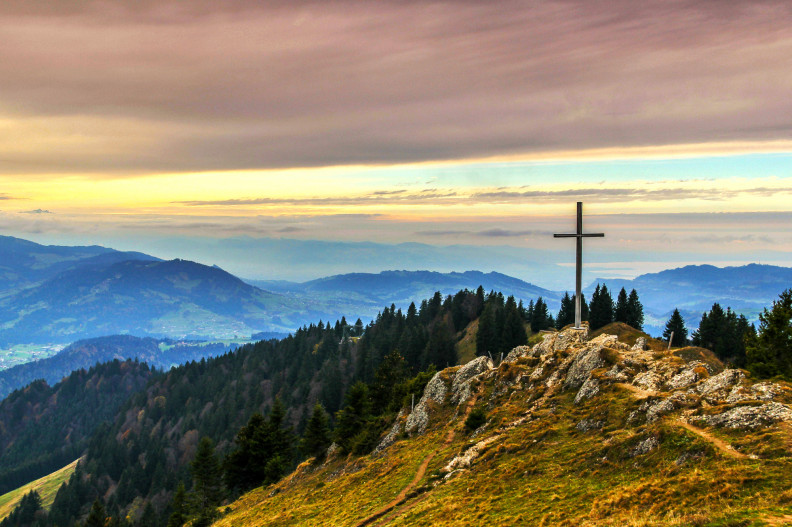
191, 437, 223, 517
556, 292, 574, 329
167, 482, 187, 527
663, 309, 688, 347
334, 382, 372, 453
588, 284, 614, 331
501, 296, 528, 353
614, 287, 629, 323
85, 500, 106, 527
300, 404, 332, 462
476, 302, 497, 357
531, 297, 552, 332
746, 289, 792, 379
625, 289, 644, 330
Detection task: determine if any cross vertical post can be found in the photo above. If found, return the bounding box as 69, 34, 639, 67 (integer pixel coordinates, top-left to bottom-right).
554, 202, 604, 329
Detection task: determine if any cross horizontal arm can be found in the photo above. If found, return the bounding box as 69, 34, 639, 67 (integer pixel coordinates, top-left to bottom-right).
553, 233, 605, 238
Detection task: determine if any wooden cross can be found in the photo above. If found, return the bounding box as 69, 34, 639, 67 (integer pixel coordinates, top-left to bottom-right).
553, 202, 604, 329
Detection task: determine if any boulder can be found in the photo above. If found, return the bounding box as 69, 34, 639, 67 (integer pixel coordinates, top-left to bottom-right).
564, 346, 605, 390
451, 356, 493, 404
574, 377, 601, 404
405, 370, 451, 434
694, 402, 792, 430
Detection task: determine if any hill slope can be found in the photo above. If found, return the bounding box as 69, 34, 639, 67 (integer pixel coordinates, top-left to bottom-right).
217, 326, 792, 526
0, 334, 252, 398
0, 360, 155, 495
0, 259, 317, 344
0, 235, 158, 294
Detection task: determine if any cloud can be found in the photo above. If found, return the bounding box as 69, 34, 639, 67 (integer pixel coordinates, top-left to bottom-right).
472, 186, 792, 203
1, 0, 791, 174
476, 228, 553, 237
175, 190, 460, 207
21, 208, 52, 214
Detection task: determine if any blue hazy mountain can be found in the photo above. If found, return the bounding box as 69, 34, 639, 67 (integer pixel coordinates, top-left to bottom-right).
0, 235, 159, 293
248, 270, 560, 311
0, 258, 319, 344
586, 264, 792, 336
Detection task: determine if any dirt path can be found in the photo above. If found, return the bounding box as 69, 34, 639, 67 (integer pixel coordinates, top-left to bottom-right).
762, 514, 792, 526
354, 388, 481, 527
672, 420, 747, 459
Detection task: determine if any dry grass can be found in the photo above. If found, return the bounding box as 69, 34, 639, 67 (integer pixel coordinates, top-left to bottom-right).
0, 459, 79, 520
213, 348, 792, 527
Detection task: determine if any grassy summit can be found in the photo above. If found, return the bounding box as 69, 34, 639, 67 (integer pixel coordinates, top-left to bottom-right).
214, 326, 792, 526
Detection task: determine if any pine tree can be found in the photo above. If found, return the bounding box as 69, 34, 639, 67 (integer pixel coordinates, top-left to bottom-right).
191, 437, 223, 517
556, 292, 574, 329
476, 302, 497, 357
370, 351, 409, 414
625, 289, 644, 330
588, 284, 614, 331
334, 382, 372, 453
746, 289, 792, 379
300, 404, 332, 462
501, 296, 528, 353
531, 297, 552, 332
663, 309, 688, 347
166, 482, 187, 527
85, 499, 106, 527
614, 287, 629, 323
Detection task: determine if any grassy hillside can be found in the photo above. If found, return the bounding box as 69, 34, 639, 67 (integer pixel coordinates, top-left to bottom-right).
0, 459, 78, 520
215, 328, 792, 526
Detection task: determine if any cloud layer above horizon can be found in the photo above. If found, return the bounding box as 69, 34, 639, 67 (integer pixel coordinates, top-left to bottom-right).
1, 0, 792, 174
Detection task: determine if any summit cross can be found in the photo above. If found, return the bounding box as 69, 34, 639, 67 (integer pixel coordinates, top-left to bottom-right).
553, 202, 604, 329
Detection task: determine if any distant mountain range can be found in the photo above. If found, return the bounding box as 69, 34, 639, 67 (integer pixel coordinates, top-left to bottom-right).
586, 264, 792, 336
0, 235, 157, 295
0, 258, 314, 344
1, 235, 791, 353
249, 270, 559, 311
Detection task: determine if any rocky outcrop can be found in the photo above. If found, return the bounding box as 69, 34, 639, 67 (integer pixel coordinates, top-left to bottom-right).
693, 402, 792, 430
450, 356, 492, 405
405, 370, 452, 435
564, 346, 605, 390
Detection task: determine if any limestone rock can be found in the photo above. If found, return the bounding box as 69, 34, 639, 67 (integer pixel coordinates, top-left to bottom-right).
451, 356, 493, 404
630, 436, 660, 457
694, 402, 792, 430
503, 345, 531, 363
575, 418, 605, 432
633, 371, 663, 393
574, 377, 601, 404
564, 346, 605, 390
644, 393, 690, 423
405, 370, 451, 434
667, 361, 709, 390
374, 409, 407, 453
553, 327, 587, 352
631, 337, 647, 351
442, 435, 499, 473
532, 332, 557, 357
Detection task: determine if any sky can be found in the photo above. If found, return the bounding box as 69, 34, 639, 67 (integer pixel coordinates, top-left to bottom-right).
1, 0, 791, 287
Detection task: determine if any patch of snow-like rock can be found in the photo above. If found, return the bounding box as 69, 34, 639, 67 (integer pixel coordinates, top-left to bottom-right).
442, 435, 500, 474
